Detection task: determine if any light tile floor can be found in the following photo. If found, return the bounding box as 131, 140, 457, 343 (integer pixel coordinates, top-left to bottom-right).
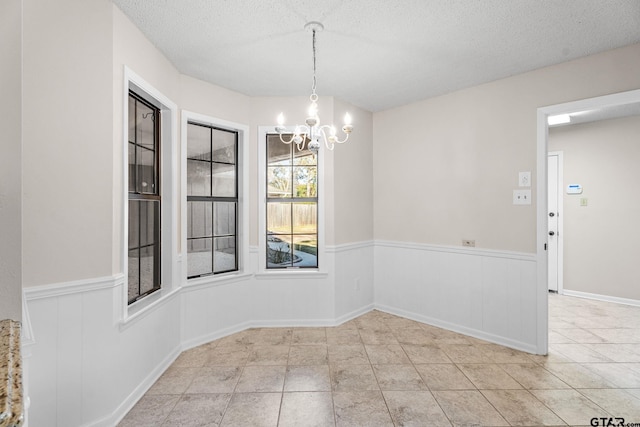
119, 293, 640, 426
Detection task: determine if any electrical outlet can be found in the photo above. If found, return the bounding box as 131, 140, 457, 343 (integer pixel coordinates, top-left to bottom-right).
513, 189, 531, 205
462, 240, 475, 247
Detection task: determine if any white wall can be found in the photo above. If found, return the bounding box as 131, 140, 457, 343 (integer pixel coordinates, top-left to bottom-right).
0, 0, 22, 321
372, 43, 640, 353
22, 0, 114, 287
373, 43, 640, 253
111, 5, 183, 274
332, 98, 374, 245
549, 115, 640, 301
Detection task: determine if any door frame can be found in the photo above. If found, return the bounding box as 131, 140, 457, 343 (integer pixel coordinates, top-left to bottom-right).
547, 151, 564, 294
536, 88, 640, 355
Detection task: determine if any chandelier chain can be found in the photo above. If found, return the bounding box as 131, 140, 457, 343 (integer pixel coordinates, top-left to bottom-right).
311, 29, 317, 95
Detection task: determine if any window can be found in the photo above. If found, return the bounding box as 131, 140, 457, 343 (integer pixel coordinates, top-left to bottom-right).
266, 134, 318, 268
128, 91, 161, 303
186, 122, 238, 278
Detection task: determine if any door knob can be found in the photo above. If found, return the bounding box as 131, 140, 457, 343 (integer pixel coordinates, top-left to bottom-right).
549, 231, 555, 236
549, 212, 555, 217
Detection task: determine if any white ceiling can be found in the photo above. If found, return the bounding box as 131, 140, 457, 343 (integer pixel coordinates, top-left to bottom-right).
112, 0, 640, 112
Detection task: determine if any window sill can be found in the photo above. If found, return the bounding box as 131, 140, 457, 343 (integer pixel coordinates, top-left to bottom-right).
254, 269, 329, 280
183, 271, 253, 292
120, 287, 180, 330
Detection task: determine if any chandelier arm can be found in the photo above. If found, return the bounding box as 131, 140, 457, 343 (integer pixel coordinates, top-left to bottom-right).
327, 135, 349, 145
325, 139, 336, 150
278, 133, 295, 144
278, 126, 312, 150
318, 125, 350, 145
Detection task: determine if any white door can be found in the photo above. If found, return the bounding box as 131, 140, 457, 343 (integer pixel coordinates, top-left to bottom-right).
547, 152, 562, 292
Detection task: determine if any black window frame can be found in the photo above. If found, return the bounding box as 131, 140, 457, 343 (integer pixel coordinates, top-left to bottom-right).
186, 122, 239, 279
128, 90, 161, 304
265, 133, 319, 269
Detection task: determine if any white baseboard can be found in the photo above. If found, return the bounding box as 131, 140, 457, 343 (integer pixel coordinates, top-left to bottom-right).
97, 346, 181, 427
180, 304, 375, 357
562, 289, 640, 307
334, 303, 375, 326
181, 321, 253, 352
375, 303, 539, 355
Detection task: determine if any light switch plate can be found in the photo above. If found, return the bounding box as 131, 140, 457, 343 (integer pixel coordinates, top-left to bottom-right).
513, 189, 531, 205
519, 171, 531, 187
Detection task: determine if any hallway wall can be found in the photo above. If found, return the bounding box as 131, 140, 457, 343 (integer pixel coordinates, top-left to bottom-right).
549, 115, 640, 301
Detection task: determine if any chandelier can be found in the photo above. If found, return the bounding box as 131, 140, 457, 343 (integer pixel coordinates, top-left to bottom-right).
275, 21, 353, 155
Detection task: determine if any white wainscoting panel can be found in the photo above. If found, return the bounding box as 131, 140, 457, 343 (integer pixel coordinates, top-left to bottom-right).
332, 241, 375, 322
22, 242, 378, 426
24, 277, 182, 427
374, 241, 538, 353
23, 240, 539, 426
180, 276, 254, 350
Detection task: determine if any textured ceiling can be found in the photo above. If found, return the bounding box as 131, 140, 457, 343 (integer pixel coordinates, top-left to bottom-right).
112, 0, 640, 112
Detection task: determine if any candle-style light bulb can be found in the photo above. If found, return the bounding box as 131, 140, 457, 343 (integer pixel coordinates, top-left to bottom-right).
342, 112, 353, 134
277, 113, 285, 126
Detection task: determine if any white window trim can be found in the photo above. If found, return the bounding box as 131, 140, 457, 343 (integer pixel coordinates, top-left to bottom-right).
121, 66, 179, 324
256, 126, 327, 277
181, 110, 250, 285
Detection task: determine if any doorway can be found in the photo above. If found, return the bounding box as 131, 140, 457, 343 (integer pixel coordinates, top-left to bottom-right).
535, 88, 640, 355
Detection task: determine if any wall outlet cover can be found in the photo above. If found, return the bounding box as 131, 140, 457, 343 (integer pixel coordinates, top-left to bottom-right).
513, 189, 532, 205
519, 171, 531, 187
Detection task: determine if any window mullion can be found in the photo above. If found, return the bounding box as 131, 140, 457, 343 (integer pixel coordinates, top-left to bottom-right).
289, 176, 294, 267
211, 200, 215, 275
209, 129, 215, 275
